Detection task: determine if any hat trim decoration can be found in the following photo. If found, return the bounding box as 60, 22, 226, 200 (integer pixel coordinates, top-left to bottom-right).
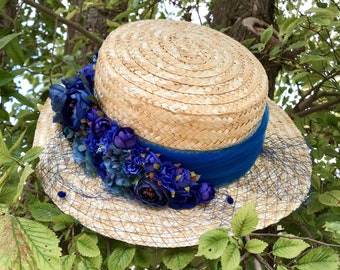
49, 53, 269, 210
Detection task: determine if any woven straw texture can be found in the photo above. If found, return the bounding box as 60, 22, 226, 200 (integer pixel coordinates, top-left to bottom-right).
95, 20, 268, 150
34, 99, 311, 247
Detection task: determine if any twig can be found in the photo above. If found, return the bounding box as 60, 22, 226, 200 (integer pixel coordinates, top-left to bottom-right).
250, 233, 340, 248
21, 0, 103, 45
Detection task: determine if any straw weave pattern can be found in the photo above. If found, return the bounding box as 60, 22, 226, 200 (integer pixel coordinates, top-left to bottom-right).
95, 20, 268, 150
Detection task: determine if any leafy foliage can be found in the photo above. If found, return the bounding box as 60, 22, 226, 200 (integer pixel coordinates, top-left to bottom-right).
0, 0, 339, 269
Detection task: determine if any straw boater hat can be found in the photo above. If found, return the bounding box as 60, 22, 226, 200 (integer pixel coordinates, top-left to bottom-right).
34, 19, 311, 248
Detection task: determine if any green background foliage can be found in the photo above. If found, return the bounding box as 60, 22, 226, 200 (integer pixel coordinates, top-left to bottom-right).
0, 0, 339, 269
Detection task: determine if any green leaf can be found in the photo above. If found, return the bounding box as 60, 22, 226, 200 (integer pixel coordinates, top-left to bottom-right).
11, 91, 37, 110
297, 247, 339, 270
231, 202, 258, 237
162, 247, 196, 270
318, 190, 340, 206
20, 146, 44, 164
9, 129, 27, 153
220, 243, 240, 270
62, 254, 76, 269
5, 36, 25, 65
0, 108, 9, 121
0, 33, 21, 50
0, 165, 16, 193
12, 164, 34, 204
323, 221, 340, 235
300, 55, 328, 64
78, 255, 102, 270
0, 68, 15, 86
107, 246, 136, 270
76, 233, 101, 258
323, 221, 340, 243
273, 236, 310, 259
260, 25, 273, 44
0, 214, 62, 270
277, 266, 288, 270
0, 130, 16, 165
133, 248, 151, 268
304, 7, 338, 17
29, 202, 62, 222
245, 239, 268, 254
197, 228, 230, 259
0, 203, 9, 214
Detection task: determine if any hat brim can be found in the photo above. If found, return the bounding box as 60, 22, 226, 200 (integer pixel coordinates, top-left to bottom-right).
34, 99, 311, 247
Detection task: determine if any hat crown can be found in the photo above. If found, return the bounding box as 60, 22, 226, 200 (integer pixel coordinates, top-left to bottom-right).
95, 20, 268, 150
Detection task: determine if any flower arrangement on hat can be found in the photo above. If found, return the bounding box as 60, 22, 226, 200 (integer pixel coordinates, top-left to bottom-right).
49, 54, 215, 210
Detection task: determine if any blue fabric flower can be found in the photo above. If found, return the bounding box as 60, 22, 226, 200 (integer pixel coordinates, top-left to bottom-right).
49, 84, 68, 123
168, 187, 202, 210
175, 168, 192, 188
123, 148, 144, 175
143, 151, 161, 172
133, 178, 169, 208
113, 127, 136, 149
158, 161, 178, 193
198, 182, 215, 203
91, 116, 111, 138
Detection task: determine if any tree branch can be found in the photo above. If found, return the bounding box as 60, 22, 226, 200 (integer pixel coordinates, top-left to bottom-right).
21, 0, 103, 45
295, 97, 340, 117
250, 233, 340, 248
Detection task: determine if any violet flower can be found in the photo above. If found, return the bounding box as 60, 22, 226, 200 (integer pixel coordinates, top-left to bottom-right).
113, 127, 136, 149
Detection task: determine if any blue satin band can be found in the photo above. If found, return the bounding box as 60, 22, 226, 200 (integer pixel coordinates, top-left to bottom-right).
137, 105, 269, 187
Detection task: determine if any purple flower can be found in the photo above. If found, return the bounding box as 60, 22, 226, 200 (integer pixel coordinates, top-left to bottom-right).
198, 182, 215, 203
158, 161, 178, 192
91, 117, 110, 138
143, 151, 161, 172
113, 127, 136, 149
133, 178, 169, 208
79, 63, 96, 91
168, 187, 202, 210
61, 89, 93, 130
176, 168, 191, 188
123, 149, 144, 175
84, 133, 99, 153
97, 123, 119, 154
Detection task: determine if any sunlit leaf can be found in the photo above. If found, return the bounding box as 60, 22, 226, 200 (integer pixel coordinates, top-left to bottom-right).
297, 246, 339, 269
162, 247, 196, 270
0, 33, 21, 50
107, 245, 136, 270
76, 233, 101, 258
245, 239, 268, 254
273, 236, 310, 259
197, 228, 230, 259
232, 202, 258, 237
318, 190, 340, 207
0, 214, 62, 270
220, 243, 240, 270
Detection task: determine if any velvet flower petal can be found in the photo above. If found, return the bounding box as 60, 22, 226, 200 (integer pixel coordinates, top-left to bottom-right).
133, 178, 169, 208
168, 187, 202, 210
113, 127, 136, 149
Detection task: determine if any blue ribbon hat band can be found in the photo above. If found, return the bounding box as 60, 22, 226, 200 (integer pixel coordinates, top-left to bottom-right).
138, 105, 270, 187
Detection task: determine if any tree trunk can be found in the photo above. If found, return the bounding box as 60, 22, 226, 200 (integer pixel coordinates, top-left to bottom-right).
207, 0, 281, 99
64, 0, 128, 64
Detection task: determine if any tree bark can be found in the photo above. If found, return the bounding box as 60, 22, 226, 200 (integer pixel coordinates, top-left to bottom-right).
64, 0, 128, 64
207, 0, 281, 99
